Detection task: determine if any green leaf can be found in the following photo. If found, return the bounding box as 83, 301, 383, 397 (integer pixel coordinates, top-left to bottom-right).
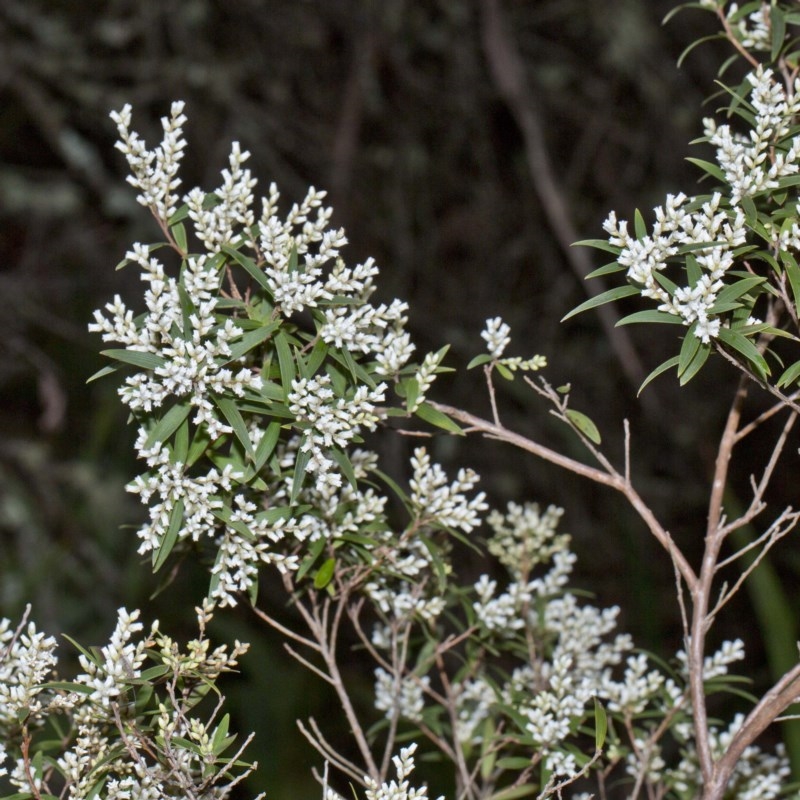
633, 208, 647, 240
488, 785, 537, 800
100, 349, 166, 371
495, 362, 514, 381
717, 327, 770, 379
467, 353, 493, 369
139, 664, 171, 682
211, 714, 231, 753
296, 536, 327, 582
60, 635, 100, 666
594, 697, 608, 751
561, 284, 640, 322
480, 717, 497, 779
143, 402, 192, 450
572, 238, 622, 255
167, 202, 190, 226
713, 276, 765, 306
676, 33, 726, 69
564, 409, 601, 445
290, 447, 310, 504
414, 402, 464, 435
250, 421, 281, 476
331, 448, 358, 489
173, 417, 190, 464
223, 323, 278, 364
685, 157, 726, 182
221, 245, 272, 293
677, 323, 702, 377
616, 309, 684, 326
287, 243, 300, 272
214, 395, 255, 459
86, 365, 118, 384
784, 254, 800, 313
771, 4, 787, 61
495, 757, 536, 770
171, 222, 188, 253
403, 377, 420, 411
313, 557, 336, 590
740, 193, 758, 225
303, 336, 329, 377
637, 355, 680, 395
275, 332, 296, 397
685, 254, 701, 287
153, 498, 184, 572
679, 340, 710, 386
585, 260, 626, 279
777, 359, 800, 388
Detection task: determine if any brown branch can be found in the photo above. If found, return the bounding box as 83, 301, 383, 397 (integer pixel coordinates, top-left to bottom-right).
429, 400, 696, 588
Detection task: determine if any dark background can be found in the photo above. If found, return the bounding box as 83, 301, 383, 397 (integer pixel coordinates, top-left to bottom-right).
1, 0, 794, 796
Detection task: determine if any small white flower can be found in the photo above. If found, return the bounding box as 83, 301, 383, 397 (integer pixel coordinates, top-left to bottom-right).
481, 316, 512, 358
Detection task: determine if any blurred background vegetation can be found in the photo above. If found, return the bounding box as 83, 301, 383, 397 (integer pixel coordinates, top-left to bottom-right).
1, 0, 797, 795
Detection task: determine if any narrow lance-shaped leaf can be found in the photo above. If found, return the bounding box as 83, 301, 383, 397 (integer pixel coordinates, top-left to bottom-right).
214, 395, 255, 460
638, 355, 680, 395
594, 697, 608, 751
153, 498, 185, 572
414, 402, 465, 435
680, 340, 711, 386
561, 285, 639, 322
100, 349, 166, 371
717, 327, 771, 379
144, 402, 193, 450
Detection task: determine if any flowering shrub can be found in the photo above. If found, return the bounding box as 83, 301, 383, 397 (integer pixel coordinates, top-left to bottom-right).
5, 2, 800, 800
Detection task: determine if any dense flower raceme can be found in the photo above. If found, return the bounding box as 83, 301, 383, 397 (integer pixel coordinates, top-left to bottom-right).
0, 604, 259, 800
90, 104, 468, 606
595, 65, 800, 367
366, 500, 794, 797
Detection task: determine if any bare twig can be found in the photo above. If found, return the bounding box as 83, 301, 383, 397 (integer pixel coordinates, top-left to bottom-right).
429, 400, 696, 589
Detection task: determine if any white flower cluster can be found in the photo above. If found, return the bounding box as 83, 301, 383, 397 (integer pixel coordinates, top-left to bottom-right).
374, 668, 428, 723
452, 676, 496, 744
366, 449, 486, 625
409, 447, 488, 532
603, 68, 800, 343
94, 104, 450, 608
480, 317, 547, 372
604, 192, 747, 343
111, 101, 187, 221
482, 316, 511, 358
289, 375, 387, 493
472, 504, 578, 635
669, 714, 792, 799
364, 743, 443, 800
0, 612, 58, 728
127, 433, 234, 551
186, 141, 256, 251
465, 502, 684, 781
0, 607, 258, 800
486, 502, 568, 577
89, 242, 262, 437
705, 68, 800, 203
676, 637, 746, 681
700, 1, 771, 51
74, 607, 149, 709
407, 349, 447, 413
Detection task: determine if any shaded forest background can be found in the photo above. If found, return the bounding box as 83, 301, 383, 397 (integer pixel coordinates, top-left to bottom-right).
1, 0, 795, 796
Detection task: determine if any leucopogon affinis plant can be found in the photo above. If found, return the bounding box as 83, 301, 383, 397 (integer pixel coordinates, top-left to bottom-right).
4, 2, 800, 800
